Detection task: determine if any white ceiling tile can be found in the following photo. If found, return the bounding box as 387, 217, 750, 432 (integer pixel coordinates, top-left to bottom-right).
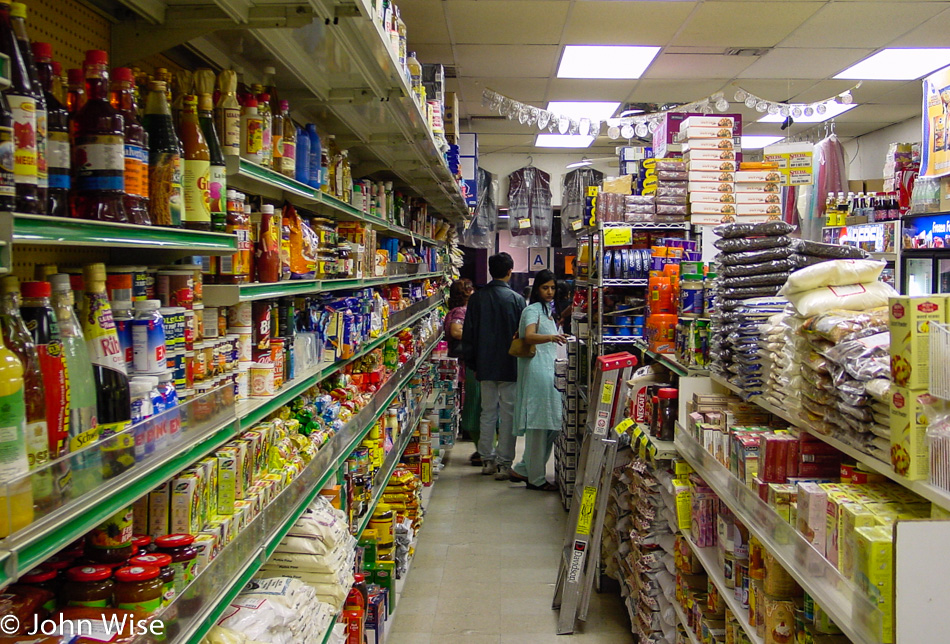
671, 2, 824, 48
791, 79, 918, 103
454, 45, 559, 78
731, 79, 819, 100
412, 44, 455, 65
780, 2, 947, 48
738, 48, 875, 80
468, 118, 546, 135
888, 7, 950, 46
644, 52, 757, 79
458, 77, 549, 107
626, 79, 733, 103
562, 1, 697, 46
445, 1, 570, 45
832, 103, 921, 123
396, 0, 450, 44
873, 81, 926, 105
547, 79, 637, 102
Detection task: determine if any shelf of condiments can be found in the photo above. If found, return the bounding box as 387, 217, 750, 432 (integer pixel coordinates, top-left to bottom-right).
0, 3, 454, 233
824, 191, 903, 227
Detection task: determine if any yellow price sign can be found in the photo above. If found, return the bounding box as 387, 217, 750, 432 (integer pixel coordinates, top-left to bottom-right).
601, 380, 615, 405
603, 226, 633, 247
577, 486, 598, 535
518, 217, 531, 229
571, 219, 583, 231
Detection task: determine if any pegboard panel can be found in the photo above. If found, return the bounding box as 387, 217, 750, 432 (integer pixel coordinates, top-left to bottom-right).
26, 0, 110, 70
12, 245, 110, 282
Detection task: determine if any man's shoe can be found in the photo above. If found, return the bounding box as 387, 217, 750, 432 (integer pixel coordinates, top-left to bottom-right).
495, 465, 512, 480
470, 452, 482, 466
481, 461, 497, 475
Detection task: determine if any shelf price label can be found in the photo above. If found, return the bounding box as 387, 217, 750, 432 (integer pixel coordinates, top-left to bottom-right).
518, 217, 531, 229
571, 219, 583, 231
604, 226, 633, 247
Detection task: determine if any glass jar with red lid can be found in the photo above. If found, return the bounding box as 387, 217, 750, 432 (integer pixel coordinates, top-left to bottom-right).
19, 567, 58, 611
129, 553, 175, 607
154, 534, 197, 593
62, 565, 114, 607
113, 565, 162, 615
132, 534, 153, 555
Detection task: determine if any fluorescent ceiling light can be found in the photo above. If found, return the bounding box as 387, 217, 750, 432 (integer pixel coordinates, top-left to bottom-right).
741, 135, 785, 149
536, 134, 595, 148
557, 45, 660, 79
547, 101, 620, 121
758, 102, 857, 123
835, 48, 950, 81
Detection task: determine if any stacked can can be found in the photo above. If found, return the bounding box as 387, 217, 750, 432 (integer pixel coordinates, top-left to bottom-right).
227, 301, 254, 400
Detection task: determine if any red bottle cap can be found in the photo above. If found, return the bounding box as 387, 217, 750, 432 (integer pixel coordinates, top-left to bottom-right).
154, 534, 195, 548
66, 565, 113, 582
112, 67, 134, 83
21, 281, 51, 298
244, 97, 258, 108
129, 554, 172, 568
85, 50, 109, 65
658, 387, 678, 399
20, 567, 57, 584
52, 61, 62, 75
260, 93, 270, 102
67, 68, 83, 85
354, 573, 365, 583
31, 42, 52, 60
280, 100, 289, 110
132, 534, 152, 549
114, 565, 160, 583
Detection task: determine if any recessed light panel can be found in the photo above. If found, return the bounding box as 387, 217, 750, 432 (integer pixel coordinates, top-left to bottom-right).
758, 103, 857, 123
536, 134, 595, 148
557, 45, 660, 79
741, 135, 785, 149
547, 101, 620, 121
835, 49, 950, 81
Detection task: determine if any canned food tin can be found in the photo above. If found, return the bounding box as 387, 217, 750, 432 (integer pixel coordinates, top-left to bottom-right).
194, 304, 205, 342
228, 301, 252, 328
232, 327, 252, 363
249, 362, 275, 397
235, 365, 249, 401
156, 270, 194, 309
270, 338, 285, 389
202, 307, 220, 339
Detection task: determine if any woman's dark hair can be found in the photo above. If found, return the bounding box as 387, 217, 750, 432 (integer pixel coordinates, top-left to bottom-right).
448, 279, 472, 309
529, 269, 557, 305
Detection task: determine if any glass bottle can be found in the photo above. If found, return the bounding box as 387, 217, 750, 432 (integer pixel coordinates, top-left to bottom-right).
255, 204, 280, 283
71, 50, 127, 223
0, 0, 38, 213
240, 96, 262, 164
0, 84, 14, 212
270, 96, 283, 174
79, 263, 131, 445
49, 273, 100, 496
32, 42, 68, 217
217, 190, 250, 284
194, 69, 226, 231
277, 101, 295, 179
9, 3, 45, 213
109, 67, 149, 225
179, 94, 211, 231
65, 68, 84, 115
251, 85, 272, 167
142, 81, 182, 227
0, 333, 32, 537
0, 276, 52, 511
215, 70, 240, 157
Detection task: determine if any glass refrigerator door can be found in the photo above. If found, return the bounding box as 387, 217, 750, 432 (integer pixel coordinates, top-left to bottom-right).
939, 258, 950, 293
907, 257, 934, 295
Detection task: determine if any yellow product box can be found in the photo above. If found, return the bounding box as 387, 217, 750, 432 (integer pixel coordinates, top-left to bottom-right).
789, 502, 797, 528
854, 526, 894, 644
216, 450, 237, 515
767, 484, 797, 523
888, 295, 945, 389
232, 503, 248, 534
132, 496, 149, 536
201, 519, 224, 548
210, 515, 233, 546
825, 490, 854, 568
171, 473, 202, 535
236, 498, 255, 525
148, 482, 171, 538
838, 502, 879, 580
890, 386, 930, 480
193, 533, 218, 574
241, 430, 266, 476
232, 441, 252, 499
198, 457, 219, 521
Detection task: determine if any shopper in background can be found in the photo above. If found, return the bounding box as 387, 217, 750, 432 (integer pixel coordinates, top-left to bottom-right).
461, 253, 525, 480
509, 270, 566, 491
445, 278, 482, 466
556, 280, 573, 330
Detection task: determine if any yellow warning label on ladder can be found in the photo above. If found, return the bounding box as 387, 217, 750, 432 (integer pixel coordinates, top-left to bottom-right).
577, 486, 598, 535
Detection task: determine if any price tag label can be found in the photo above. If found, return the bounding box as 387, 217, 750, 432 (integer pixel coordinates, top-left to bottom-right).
571, 219, 583, 231
604, 226, 633, 247
614, 418, 634, 436
518, 218, 531, 229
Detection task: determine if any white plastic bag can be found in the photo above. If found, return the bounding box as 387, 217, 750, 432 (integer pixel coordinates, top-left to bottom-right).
786, 281, 897, 317
779, 259, 886, 295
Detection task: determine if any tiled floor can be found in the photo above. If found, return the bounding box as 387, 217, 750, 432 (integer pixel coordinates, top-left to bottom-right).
387, 441, 634, 643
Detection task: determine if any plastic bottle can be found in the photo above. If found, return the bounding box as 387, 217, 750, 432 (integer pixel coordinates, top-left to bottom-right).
49, 274, 99, 495
9, 3, 45, 213
294, 125, 309, 185
406, 51, 422, 104
142, 81, 182, 227
111, 301, 133, 374
129, 380, 150, 425
157, 370, 179, 445
255, 204, 280, 283
239, 97, 262, 164
109, 67, 149, 225
180, 94, 211, 231
132, 300, 166, 375
65, 68, 84, 115
0, 1, 38, 213
277, 101, 295, 179
0, 334, 33, 537
32, 43, 67, 217
72, 50, 127, 223
0, 276, 52, 510
306, 123, 320, 190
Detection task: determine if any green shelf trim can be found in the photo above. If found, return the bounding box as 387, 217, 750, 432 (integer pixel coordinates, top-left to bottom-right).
12, 214, 238, 253
235, 159, 318, 201
234, 279, 323, 301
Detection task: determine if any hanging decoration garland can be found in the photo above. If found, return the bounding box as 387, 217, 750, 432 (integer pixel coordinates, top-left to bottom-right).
481, 81, 862, 140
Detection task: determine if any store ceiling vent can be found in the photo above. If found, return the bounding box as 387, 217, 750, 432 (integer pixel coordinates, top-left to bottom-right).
443, 65, 459, 79
723, 48, 770, 57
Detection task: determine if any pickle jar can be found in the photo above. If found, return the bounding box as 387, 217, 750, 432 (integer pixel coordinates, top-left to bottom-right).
154, 534, 198, 593
113, 565, 163, 615
62, 565, 115, 607
130, 553, 176, 607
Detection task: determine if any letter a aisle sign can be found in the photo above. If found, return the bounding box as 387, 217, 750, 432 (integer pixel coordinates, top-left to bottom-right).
529, 247, 550, 271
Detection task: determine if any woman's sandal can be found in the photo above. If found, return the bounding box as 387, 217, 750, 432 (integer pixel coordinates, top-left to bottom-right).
526, 481, 558, 492
509, 471, 528, 483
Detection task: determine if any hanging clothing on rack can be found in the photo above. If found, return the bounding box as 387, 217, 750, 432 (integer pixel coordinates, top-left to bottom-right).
806, 133, 848, 241
507, 165, 553, 248
459, 167, 496, 249
561, 167, 603, 248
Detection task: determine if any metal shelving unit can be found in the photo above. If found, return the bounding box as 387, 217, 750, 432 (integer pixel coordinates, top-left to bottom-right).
203, 273, 444, 306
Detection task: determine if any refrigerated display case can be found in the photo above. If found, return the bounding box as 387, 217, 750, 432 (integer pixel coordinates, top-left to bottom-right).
900, 213, 950, 294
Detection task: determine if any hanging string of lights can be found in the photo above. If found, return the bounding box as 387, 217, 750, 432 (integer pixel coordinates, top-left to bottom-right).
481, 81, 862, 140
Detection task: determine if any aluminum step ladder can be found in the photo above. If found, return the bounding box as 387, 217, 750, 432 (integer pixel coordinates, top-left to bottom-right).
552, 352, 636, 635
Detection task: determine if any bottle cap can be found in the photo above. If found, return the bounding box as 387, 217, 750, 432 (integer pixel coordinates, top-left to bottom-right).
9, 2, 25, 19
260, 93, 270, 102
244, 96, 258, 108
658, 387, 678, 399
52, 61, 62, 75
0, 275, 18, 295
280, 100, 289, 110
21, 281, 51, 298
31, 42, 52, 60
20, 567, 57, 584
49, 273, 71, 291
84, 263, 106, 283
261, 204, 274, 214
148, 80, 166, 92
354, 573, 365, 583
154, 534, 195, 548
84, 50, 109, 65
112, 67, 134, 83
112, 300, 132, 311
67, 68, 83, 85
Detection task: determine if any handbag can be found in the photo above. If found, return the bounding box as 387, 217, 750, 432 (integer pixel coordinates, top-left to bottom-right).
508, 332, 536, 358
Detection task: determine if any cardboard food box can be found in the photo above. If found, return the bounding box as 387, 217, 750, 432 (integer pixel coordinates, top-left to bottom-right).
888, 295, 945, 390
890, 386, 931, 480
838, 502, 879, 580
691, 201, 739, 216
689, 170, 736, 183
680, 126, 735, 139
796, 482, 828, 554
854, 526, 894, 644
735, 170, 784, 183
681, 115, 736, 129
686, 159, 738, 172
736, 203, 784, 216
735, 192, 783, 205
733, 182, 782, 194
684, 148, 738, 161
690, 191, 736, 204
683, 138, 736, 151
687, 181, 735, 194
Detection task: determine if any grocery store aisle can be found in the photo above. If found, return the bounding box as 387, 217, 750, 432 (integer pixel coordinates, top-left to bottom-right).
387, 441, 633, 643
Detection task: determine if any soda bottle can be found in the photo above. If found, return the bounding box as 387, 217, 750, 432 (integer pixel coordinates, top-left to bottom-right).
194, 69, 226, 231
32, 43, 68, 217
0, 0, 38, 213
109, 67, 149, 225
142, 81, 182, 227
179, 94, 211, 231
71, 50, 127, 223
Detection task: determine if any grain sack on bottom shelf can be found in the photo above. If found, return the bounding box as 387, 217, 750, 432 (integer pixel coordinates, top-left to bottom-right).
257, 495, 358, 610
